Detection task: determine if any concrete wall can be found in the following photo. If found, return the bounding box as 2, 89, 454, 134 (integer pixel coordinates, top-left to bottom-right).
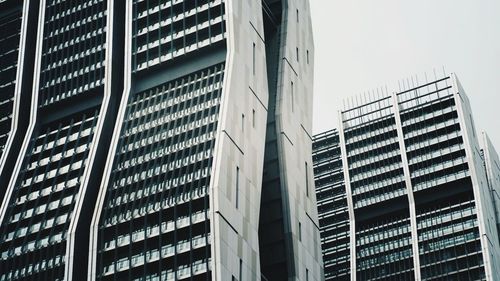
452, 74, 500, 280
273, 0, 324, 280
481, 132, 500, 280
209, 0, 270, 280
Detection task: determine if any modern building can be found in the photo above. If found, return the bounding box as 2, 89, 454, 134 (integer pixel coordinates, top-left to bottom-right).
0, 0, 40, 197
0, 1, 322, 281
0, 0, 23, 160
0, 0, 126, 280
313, 74, 500, 281
258, 0, 322, 280
312, 129, 349, 281
481, 132, 500, 253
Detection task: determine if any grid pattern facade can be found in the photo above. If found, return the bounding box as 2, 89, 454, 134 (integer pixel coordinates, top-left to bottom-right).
95, 64, 224, 281
0, 1, 322, 280
0, 1, 109, 280
0, 107, 100, 280
312, 130, 350, 281
132, 0, 226, 72
93, 1, 228, 279
416, 194, 483, 280
356, 212, 414, 280
342, 97, 407, 209
397, 77, 467, 192
397, 76, 486, 280
0, 1, 22, 159
341, 96, 415, 280
39, 0, 107, 108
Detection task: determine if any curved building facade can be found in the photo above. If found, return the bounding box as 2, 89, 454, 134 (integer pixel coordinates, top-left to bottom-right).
313, 74, 500, 281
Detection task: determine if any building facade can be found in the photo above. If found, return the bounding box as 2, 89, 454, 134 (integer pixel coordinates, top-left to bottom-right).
313, 74, 500, 281
0, 1, 322, 281
312, 129, 349, 281
0, 0, 40, 201
258, 0, 322, 281
0, 0, 126, 280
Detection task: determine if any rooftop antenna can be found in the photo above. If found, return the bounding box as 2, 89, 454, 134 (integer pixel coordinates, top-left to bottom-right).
410, 76, 415, 90
425, 72, 429, 92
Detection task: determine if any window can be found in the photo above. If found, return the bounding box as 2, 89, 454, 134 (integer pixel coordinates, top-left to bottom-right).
252, 109, 256, 128
239, 259, 243, 281
236, 166, 240, 209
305, 161, 309, 197
291, 81, 294, 112
252, 43, 256, 75
299, 221, 302, 241
307, 50, 309, 64
297, 9, 299, 22
306, 268, 309, 281
296, 47, 299, 62
242, 114, 245, 132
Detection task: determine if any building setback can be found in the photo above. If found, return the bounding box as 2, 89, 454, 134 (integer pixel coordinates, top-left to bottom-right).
0, 1, 322, 281
313, 74, 500, 281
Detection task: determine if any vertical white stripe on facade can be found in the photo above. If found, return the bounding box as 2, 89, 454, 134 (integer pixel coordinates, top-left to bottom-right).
66, 0, 118, 279
337, 111, 357, 281
451, 74, 495, 280
0, 0, 30, 174
87, 0, 133, 279
0, 0, 46, 230
391, 92, 422, 281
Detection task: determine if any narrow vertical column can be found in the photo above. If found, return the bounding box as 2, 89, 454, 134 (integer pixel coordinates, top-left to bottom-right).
337, 111, 356, 281
451, 75, 495, 280
391, 93, 422, 281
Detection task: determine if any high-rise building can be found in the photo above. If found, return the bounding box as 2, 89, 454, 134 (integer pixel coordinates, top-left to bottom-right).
0, 0, 126, 280
313, 74, 500, 281
0, 1, 322, 281
312, 129, 349, 281
0, 0, 40, 198
0, 0, 24, 160
258, 1, 322, 281
481, 132, 500, 252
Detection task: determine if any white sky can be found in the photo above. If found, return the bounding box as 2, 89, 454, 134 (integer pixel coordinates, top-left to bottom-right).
310, 0, 500, 149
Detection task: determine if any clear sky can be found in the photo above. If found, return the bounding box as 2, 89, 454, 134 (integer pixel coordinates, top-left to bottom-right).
310, 0, 500, 149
